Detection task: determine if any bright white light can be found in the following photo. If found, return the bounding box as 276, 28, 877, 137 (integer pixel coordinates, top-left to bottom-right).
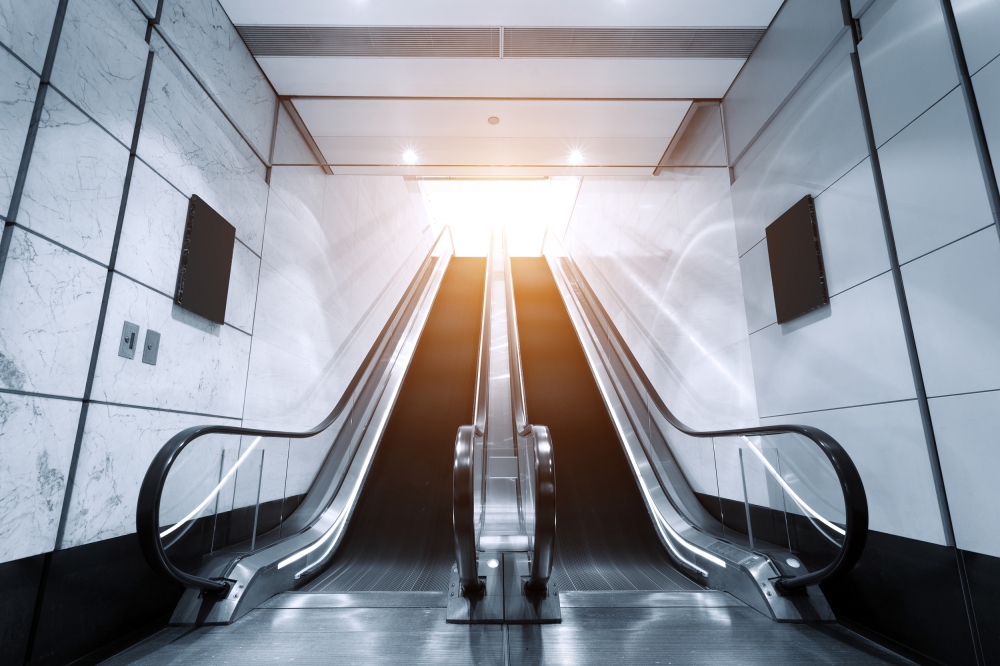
402, 149, 418, 164
568, 149, 584, 165
418, 178, 581, 256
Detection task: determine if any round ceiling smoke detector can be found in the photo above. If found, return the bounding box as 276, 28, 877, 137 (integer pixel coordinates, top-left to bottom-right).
488, 116, 500, 125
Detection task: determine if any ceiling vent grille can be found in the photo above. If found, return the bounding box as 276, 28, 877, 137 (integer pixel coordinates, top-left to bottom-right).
237, 26, 501, 58
237, 25, 765, 59
503, 27, 765, 58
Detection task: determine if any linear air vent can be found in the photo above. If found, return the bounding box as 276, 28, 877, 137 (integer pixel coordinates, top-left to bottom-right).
502, 27, 765, 59
237, 26, 501, 58
236, 26, 765, 59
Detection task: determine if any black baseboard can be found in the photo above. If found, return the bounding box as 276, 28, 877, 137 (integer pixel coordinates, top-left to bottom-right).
26, 534, 183, 666
962, 549, 1000, 664
0, 553, 46, 666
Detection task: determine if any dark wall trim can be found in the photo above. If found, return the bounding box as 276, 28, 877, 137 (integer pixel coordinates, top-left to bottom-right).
280, 98, 334, 175
839, 0, 983, 663
937, 0, 1000, 243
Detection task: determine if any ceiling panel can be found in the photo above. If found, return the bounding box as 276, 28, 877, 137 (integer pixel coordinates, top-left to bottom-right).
258, 57, 746, 98
293, 99, 691, 138
220, 0, 783, 28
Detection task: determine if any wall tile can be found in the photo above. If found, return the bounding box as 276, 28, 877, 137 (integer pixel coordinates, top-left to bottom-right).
61, 402, 235, 548
49, 0, 148, 146
749, 271, 915, 416
133, 0, 158, 19
17, 88, 130, 263
138, 34, 268, 253
730, 37, 867, 254
91, 274, 251, 418
0, 229, 104, 397
813, 157, 890, 296
225, 241, 260, 334
951, 0, 1000, 75
271, 104, 317, 166
0, 47, 38, 217
761, 400, 947, 545
156, 0, 276, 157
0, 393, 80, 563
857, 0, 959, 146
879, 88, 994, 264
930, 390, 1000, 557
738, 239, 776, 333
0, 0, 59, 73
116, 158, 188, 295
903, 228, 1000, 397
974, 54, 1000, 185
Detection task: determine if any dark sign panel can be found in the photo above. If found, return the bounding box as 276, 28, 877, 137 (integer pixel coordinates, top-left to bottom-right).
174, 195, 235, 325
765, 195, 829, 324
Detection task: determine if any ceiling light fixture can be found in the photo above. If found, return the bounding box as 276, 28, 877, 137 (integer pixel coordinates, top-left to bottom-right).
568, 149, 584, 165
488, 116, 500, 125
402, 149, 418, 164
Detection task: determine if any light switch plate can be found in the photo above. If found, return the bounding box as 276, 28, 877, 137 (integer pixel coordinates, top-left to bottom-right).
119, 321, 139, 359
142, 330, 160, 365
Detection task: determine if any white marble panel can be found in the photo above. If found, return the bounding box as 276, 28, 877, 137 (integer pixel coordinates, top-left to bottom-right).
731, 36, 868, 254
566, 173, 758, 431
116, 158, 188, 295
156, 0, 277, 156
812, 157, 890, 296
225, 240, 260, 334
0, 0, 59, 73
930, 390, 1000, 557
138, 34, 268, 253
0, 48, 38, 218
17, 88, 129, 263
0, 229, 104, 397
132, 0, 158, 19
0, 392, 79, 563
951, 0, 1000, 75
739, 240, 776, 334
761, 399, 947, 544
857, 0, 959, 146
91, 274, 251, 418
878, 89, 994, 264
49, 0, 148, 146
903, 228, 1000, 397
61, 402, 235, 548
974, 55, 1000, 185
749, 271, 915, 417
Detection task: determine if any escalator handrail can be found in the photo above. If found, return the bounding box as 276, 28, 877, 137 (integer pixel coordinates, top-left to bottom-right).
525, 425, 555, 592
136, 228, 454, 596
542, 229, 868, 592
453, 426, 484, 595
503, 228, 531, 436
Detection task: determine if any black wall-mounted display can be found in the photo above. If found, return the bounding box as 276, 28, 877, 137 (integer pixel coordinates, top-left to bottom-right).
174, 195, 235, 325
765, 195, 828, 324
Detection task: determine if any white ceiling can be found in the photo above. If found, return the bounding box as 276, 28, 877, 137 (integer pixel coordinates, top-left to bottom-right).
220, 0, 781, 175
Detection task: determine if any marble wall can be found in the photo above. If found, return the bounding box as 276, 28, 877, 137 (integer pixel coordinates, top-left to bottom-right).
0, 0, 431, 567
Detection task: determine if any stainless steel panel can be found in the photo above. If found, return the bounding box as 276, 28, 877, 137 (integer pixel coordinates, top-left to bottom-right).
118, 321, 139, 359
902, 227, 1000, 397
878, 88, 994, 264
857, 0, 959, 146
260, 592, 448, 609
559, 590, 744, 608
972, 56, 1000, 186
952, 0, 1000, 75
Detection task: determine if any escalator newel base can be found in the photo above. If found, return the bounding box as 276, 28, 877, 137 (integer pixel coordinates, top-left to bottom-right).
446, 555, 504, 624
503, 553, 561, 624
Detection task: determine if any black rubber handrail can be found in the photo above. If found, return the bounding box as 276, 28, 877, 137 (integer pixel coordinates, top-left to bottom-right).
136, 228, 453, 596
544, 232, 868, 593
452, 425, 483, 595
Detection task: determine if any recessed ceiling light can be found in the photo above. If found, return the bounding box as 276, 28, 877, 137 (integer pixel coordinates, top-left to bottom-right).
488, 116, 500, 125
568, 149, 584, 165
402, 149, 418, 164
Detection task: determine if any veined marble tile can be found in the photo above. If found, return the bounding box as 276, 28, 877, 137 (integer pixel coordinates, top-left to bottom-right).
0, 392, 80, 563
0, 229, 105, 397
61, 402, 235, 548
139, 33, 268, 254
91, 274, 251, 418
156, 0, 277, 157
271, 104, 318, 167
132, 0, 158, 19
116, 158, 189, 295
225, 240, 260, 334
0, 0, 59, 73
0, 47, 38, 217
50, 0, 149, 146
18, 87, 130, 263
